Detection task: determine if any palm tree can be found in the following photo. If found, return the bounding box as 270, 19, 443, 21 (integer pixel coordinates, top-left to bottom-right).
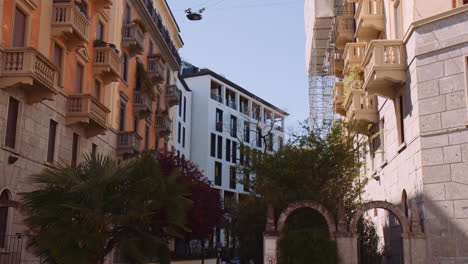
20, 153, 191, 264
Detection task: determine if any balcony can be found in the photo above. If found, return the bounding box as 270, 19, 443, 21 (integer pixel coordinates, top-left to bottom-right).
155, 114, 172, 138
0, 47, 58, 104
133, 91, 153, 118
333, 82, 346, 116
93, 46, 122, 84
165, 85, 181, 107
363, 40, 406, 99
226, 100, 237, 110
355, 0, 385, 41
66, 94, 110, 137
210, 94, 223, 103
343, 42, 366, 75
95, 0, 113, 9
334, 48, 344, 78
147, 56, 164, 84
122, 24, 144, 57
51, 2, 89, 50
117, 131, 142, 156
345, 90, 378, 134
335, 16, 355, 48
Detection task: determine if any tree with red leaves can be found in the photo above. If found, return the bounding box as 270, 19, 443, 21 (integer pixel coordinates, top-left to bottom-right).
156, 153, 224, 246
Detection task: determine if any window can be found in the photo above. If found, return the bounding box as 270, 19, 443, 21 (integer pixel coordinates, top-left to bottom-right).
5, 97, 20, 149
119, 102, 126, 131
232, 141, 237, 162
75, 63, 84, 93
47, 120, 58, 163
230, 115, 237, 138
166, 69, 171, 85
214, 162, 222, 186
92, 143, 97, 156
94, 80, 101, 102
380, 118, 386, 163
244, 122, 250, 143
217, 135, 223, 159
97, 22, 104, 40
12, 8, 26, 47
145, 125, 150, 150
256, 127, 262, 148
183, 97, 187, 122
226, 139, 231, 162
122, 54, 129, 82
182, 127, 186, 148
215, 109, 223, 132
178, 93, 182, 117
71, 133, 79, 167
210, 133, 216, 157
134, 119, 139, 134
148, 41, 153, 55
178, 122, 181, 143
0, 190, 10, 248
53, 43, 63, 86
177, 150, 180, 158
243, 173, 249, 192
240, 147, 244, 164
229, 167, 236, 189
124, 4, 132, 24
397, 95, 405, 146
278, 136, 283, 148
394, 0, 402, 39
268, 134, 273, 151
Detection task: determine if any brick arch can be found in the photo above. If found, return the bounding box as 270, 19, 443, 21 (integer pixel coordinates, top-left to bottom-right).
349, 201, 410, 235
276, 200, 336, 235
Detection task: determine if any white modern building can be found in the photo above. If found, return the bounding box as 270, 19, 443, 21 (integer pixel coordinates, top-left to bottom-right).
169, 76, 192, 160
181, 63, 288, 246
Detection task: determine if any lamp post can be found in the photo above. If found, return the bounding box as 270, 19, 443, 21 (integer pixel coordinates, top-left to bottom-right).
216, 241, 222, 264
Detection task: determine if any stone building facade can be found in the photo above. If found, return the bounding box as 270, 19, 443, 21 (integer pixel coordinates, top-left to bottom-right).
0, 0, 183, 262
306, 0, 468, 263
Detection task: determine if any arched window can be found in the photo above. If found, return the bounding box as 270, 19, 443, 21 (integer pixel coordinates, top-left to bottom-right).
0, 190, 11, 248
402, 189, 408, 217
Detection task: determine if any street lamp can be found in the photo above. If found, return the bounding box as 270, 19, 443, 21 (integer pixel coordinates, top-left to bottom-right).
216, 241, 222, 264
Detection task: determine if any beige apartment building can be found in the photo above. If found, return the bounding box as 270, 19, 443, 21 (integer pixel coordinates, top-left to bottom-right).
0, 0, 182, 262
306, 0, 468, 263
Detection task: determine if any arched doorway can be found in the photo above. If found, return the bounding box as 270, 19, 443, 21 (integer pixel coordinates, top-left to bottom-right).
0, 190, 11, 248
349, 201, 411, 264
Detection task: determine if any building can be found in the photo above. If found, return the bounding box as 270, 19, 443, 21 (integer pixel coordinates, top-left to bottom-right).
181, 64, 288, 247
169, 73, 192, 160
305, 0, 468, 262
0, 0, 182, 262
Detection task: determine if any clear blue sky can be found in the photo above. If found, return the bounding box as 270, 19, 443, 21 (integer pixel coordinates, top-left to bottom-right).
167, 0, 309, 131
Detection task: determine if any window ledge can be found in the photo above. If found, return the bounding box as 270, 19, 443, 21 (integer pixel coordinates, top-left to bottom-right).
397, 142, 407, 153
1, 146, 20, 156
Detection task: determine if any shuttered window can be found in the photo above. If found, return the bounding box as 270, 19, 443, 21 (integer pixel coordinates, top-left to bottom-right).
71, 133, 79, 167
5, 98, 20, 149
47, 120, 58, 163
13, 8, 26, 47
53, 44, 63, 86
75, 63, 84, 94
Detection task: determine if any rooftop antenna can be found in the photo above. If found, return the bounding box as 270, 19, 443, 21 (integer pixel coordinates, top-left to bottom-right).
185, 8, 205, 21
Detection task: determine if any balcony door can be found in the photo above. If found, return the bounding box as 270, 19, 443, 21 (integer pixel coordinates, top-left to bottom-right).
0, 190, 10, 248
12, 8, 27, 47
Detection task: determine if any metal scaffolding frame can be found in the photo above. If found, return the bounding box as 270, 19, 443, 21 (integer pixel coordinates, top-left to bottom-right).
308, 0, 352, 129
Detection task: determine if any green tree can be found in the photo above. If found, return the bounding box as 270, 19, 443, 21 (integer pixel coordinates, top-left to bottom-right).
20, 154, 190, 264
232, 122, 368, 262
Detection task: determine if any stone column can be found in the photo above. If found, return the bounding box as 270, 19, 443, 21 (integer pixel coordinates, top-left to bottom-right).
334, 232, 358, 264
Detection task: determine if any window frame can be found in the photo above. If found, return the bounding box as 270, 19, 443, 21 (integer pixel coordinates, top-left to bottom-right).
47, 119, 58, 163
214, 161, 222, 186
71, 133, 80, 167
217, 135, 223, 159
4, 96, 22, 151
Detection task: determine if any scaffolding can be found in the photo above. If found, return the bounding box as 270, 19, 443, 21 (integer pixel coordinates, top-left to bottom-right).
308, 0, 353, 129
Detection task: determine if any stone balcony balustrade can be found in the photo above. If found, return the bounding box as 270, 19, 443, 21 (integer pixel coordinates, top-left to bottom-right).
147, 56, 165, 84
93, 46, 122, 84
165, 84, 181, 107
51, 2, 89, 50
95, 0, 113, 9
117, 131, 142, 156
155, 114, 172, 139
122, 24, 145, 57
66, 94, 110, 137
335, 16, 355, 49
345, 89, 378, 134
333, 82, 346, 116
343, 42, 366, 75
133, 91, 153, 118
0, 47, 58, 104
363, 40, 406, 99
355, 0, 385, 41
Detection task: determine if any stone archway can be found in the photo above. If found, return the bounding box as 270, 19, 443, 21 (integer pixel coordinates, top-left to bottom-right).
276, 200, 337, 236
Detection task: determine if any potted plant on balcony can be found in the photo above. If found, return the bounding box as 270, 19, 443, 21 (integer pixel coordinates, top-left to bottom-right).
109, 43, 120, 55
136, 62, 156, 98
343, 65, 363, 100
93, 39, 107, 47
148, 53, 166, 64
133, 19, 148, 33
